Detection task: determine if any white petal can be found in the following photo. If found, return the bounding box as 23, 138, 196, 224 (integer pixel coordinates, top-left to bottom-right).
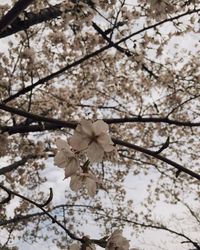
110, 229, 123, 239
56, 138, 71, 152
84, 172, 101, 184
97, 133, 114, 152
87, 142, 104, 163
64, 157, 80, 178
69, 132, 89, 151
69, 243, 80, 250
92, 120, 109, 135
86, 244, 96, 250
85, 177, 96, 197
97, 133, 113, 145
80, 119, 93, 136
54, 151, 67, 168
107, 230, 130, 250
102, 143, 115, 152
70, 175, 83, 192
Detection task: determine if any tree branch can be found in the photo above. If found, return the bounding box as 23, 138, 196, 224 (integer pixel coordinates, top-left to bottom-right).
1, 103, 200, 181
118, 216, 200, 250
0, 154, 37, 175
92, 22, 157, 78
0, 0, 35, 33
1, 102, 200, 130
0, 204, 103, 227
0, 184, 82, 242
3, 7, 200, 103
113, 138, 200, 181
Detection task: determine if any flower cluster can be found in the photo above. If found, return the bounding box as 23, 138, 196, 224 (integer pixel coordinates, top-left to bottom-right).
69, 119, 114, 162
54, 119, 114, 197
69, 230, 137, 250
106, 229, 130, 250
69, 242, 95, 250
148, 0, 174, 18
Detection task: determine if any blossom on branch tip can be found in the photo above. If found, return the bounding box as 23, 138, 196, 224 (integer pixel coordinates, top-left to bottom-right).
54, 139, 80, 178
106, 229, 130, 250
69, 242, 96, 250
69, 119, 114, 162
70, 169, 100, 197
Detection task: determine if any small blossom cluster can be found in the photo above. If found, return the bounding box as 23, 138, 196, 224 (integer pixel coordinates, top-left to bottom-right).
106, 229, 130, 250
54, 119, 114, 197
69, 230, 137, 250
20, 47, 36, 62
0, 133, 8, 157
148, 0, 175, 19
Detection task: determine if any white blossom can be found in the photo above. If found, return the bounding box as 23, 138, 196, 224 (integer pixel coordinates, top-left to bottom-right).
69, 119, 114, 162
106, 229, 130, 250
69, 242, 96, 250
54, 139, 80, 178
70, 169, 100, 197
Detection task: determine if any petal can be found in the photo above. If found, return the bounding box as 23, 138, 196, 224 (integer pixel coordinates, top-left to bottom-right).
92, 120, 109, 136
69, 243, 80, 250
69, 132, 89, 151
84, 172, 102, 184
97, 134, 114, 152
110, 229, 123, 239
107, 230, 130, 250
55, 138, 71, 152
87, 142, 104, 163
75, 124, 82, 133
86, 244, 96, 250
64, 157, 80, 178
80, 119, 93, 136
54, 151, 67, 168
85, 177, 96, 197
70, 175, 83, 192
102, 143, 115, 152
97, 133, 113, 145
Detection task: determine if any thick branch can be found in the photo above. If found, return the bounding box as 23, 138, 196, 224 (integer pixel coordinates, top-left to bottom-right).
0, 0, 35, 33
0, 4, 63, 38
0, 155, 36, 175
1, 103, 200, 130
0, 102, 76, 129
1, 103, 200, 180
104, 117, 200, 127
113, 138, 200, 181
